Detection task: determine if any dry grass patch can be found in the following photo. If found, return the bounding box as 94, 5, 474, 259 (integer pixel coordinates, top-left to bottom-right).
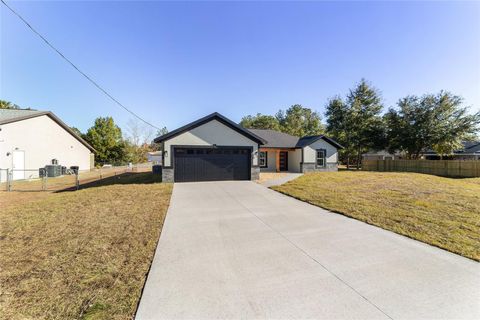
257, 172, 289, 184
0, 173, 172, 319
272, 171, 480, 261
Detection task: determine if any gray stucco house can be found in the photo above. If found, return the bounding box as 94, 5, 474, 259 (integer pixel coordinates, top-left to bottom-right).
154, 112, 342, 182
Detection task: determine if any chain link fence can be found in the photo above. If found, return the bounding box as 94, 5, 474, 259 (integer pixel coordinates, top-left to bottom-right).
0, 163, 153, 192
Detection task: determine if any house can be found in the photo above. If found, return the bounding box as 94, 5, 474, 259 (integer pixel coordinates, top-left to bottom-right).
363, 141, 480, 161
147, 151, 162, 164
362, 150, 404, 161
423, 141, 480, 160
0, 109, 94, 182
153, 112, 342, 182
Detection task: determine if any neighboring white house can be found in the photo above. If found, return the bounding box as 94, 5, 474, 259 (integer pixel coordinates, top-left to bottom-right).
0, 109, 94, 182
147, 151, 162, 164
153, 112, 342, 182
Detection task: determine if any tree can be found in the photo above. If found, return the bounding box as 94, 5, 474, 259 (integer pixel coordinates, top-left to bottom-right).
241, 106, 323, 136
325, 79, 385, 169
346, 79, 386, 168
70, 127, 85, 139
276, 104, 324, 137
385, 92, 480, 158
0, 100, 19, 109
325, 97, 355, 168
85, 117, 126, 165
123, 118, 158, 163
240, 113, 281, 131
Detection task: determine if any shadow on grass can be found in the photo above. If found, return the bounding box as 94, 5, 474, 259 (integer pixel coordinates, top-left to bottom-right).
58, 172, 163, 192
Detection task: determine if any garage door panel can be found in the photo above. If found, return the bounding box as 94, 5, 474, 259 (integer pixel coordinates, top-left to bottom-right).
174, 147, 250, 182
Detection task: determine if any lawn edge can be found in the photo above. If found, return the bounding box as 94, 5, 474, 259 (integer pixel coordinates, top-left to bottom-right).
132, 183, 174, 319
269, 185, 480, 262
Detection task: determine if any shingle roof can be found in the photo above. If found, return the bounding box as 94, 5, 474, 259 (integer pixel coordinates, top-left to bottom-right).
247, 129, 343, 149
0, 109, 45, 123
424, 141, 480, 155
0, 109, 95, 152
296, 135, 344, 149
464, 142, 480, 153
247, 129, 299, 148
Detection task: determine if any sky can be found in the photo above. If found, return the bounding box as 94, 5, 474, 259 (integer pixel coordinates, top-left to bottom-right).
1, 0, 479, 135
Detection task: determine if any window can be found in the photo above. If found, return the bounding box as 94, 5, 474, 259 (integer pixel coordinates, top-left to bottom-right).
316, 149, 326, 168
259, 151, 267, 168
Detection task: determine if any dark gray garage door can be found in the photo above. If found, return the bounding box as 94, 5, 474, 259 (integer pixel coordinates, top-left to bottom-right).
174, 147, 251, 182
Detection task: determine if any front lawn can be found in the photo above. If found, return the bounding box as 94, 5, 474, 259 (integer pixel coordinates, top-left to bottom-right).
0, 173, 173, 319
272, 171, 480, 261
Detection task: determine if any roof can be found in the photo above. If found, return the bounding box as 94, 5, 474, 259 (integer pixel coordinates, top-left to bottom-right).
247, 128, 343, 149
247, 129, 299, 148
296, 135, 343, 149
424, 141, 480, 155
0, 109, 95, 152
464, 142, 480, 153
153, 112, 267, 144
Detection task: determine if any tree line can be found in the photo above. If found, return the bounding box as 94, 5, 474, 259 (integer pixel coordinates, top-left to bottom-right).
73, 117, 167, 166
240, 79, 480, 168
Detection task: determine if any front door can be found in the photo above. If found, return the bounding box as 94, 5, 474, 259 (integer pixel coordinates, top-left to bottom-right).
12, 150, 25, 180
279, 151, 288, 171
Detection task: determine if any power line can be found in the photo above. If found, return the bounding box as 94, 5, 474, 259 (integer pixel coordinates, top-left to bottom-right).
1, 0, 161, 130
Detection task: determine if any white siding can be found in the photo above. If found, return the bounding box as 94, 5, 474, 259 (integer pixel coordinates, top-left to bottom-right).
303, 138, 338, 164
163, 119, 259, 167
0, 115, 92, 181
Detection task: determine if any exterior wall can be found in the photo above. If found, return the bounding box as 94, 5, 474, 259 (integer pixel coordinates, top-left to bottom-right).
259, 149, 302, 173
259, 150, 277, 172
163, 119, 259, 168
288, 149, 302, 173
251, 167, 260, 180
0, 115, 93, 181
162, 168, 174, 183
301, 138, 338, 172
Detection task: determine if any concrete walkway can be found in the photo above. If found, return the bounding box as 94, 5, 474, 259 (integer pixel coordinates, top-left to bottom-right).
260, 173, 303, 187
136, 181, 480, 320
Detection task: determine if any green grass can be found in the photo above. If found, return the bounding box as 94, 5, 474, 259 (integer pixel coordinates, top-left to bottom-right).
272, 171, 480, 261
0, 173, 172, 320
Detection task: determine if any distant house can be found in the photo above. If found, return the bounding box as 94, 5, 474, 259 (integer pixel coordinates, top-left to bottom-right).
362, 141, 480, 161
423, 141, 480, 160
0, 109, 94, 181
147, 151, 162, 164
153, 112, 342, 182
362, 150, 405, 161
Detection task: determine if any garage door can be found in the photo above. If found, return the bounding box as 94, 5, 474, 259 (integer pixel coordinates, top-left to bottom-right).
174, 147, 251, 182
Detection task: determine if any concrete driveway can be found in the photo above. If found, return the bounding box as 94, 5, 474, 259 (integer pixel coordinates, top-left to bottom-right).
136, 181, 480, 319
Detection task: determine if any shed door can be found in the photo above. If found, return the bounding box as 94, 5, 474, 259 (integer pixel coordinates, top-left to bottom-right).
12, 150, 25, 180
174, 147, 250, 182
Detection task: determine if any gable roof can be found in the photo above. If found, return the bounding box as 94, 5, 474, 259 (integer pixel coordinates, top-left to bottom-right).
0, 109, 95, 152
247, 129, 299, 148
296, 135, 344, 149
246, 128, 343, 149
153, 112, 267, 144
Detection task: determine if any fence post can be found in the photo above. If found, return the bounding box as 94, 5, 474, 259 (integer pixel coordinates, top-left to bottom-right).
75, 172, 80, 190
42, 174, 47, 191
6, 169, 11, 192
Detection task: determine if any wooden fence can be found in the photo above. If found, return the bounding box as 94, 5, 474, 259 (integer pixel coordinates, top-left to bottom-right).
362, 159, 480, 178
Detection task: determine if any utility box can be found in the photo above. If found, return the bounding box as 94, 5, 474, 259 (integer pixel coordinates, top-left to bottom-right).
45, 165, 62, 177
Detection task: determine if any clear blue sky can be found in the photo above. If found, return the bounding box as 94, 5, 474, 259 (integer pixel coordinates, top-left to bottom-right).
1, 1, 479, 134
